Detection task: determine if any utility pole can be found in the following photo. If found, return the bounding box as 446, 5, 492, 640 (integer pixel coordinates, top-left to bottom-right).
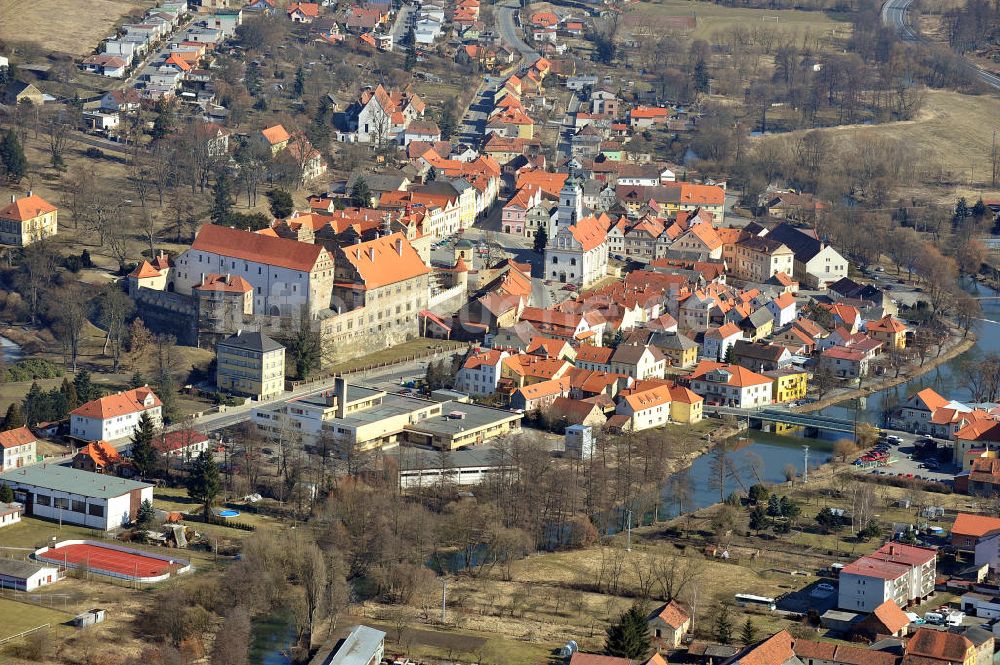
626, 509, 632, 551
802, 445, 810, 483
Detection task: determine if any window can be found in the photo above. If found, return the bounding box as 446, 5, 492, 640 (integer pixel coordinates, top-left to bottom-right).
88, 504, 104, 517
72, 500, 86, 513
35, 493, 51, 506
54, 497, 69, 509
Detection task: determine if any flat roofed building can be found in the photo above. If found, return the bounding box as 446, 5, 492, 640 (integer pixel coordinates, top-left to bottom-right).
389, 445, 515, 489
216, 330, 285, 400
253, 377, 522, 451
317, 624, 386, 665
0, 465, 154, 531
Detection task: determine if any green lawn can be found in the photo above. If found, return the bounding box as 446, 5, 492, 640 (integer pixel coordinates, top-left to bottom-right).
325, 339, 467, 375
0, 598, 73, 641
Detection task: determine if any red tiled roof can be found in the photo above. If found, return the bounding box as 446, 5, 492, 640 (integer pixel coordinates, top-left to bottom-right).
193, 273, 253, 293
154, 430, 209, 453
261, 124, 291, 145
0, 194, 56, 222
733, 630, 796, 665
76, 440, 121, 469
868, 599, 911, 635
952, 513, 1000, 539
338, 232, 429, 290
905, 627, 972, 662
129, 260, 163, 279
0, 426, 35, 449
192, 224, 328, 273
71, 387, 161, 420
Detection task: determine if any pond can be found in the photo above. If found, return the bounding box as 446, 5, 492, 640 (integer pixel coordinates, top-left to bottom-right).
0, 335, 23, 363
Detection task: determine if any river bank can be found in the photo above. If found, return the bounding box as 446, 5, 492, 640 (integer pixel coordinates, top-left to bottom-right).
797, 329, 977, 417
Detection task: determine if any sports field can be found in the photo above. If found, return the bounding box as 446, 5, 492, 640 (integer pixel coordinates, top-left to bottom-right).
37, 543, 183, 580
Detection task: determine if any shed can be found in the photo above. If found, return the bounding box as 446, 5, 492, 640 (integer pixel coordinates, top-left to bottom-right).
0, 558, 60, 591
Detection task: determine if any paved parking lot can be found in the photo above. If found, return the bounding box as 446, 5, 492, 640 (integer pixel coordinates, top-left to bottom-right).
858, 440, 955, 483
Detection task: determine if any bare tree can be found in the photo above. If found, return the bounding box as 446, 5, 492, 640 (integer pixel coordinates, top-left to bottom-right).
15, 241, 59, 325
96, 284, 135, 371
51, 284, 89, 372
40, 108, 77, 170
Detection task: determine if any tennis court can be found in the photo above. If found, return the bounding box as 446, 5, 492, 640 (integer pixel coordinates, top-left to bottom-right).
35, 541, 190, 582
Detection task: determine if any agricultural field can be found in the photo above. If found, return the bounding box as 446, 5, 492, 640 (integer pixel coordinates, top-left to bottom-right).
762, 88, 1000, 203
622, 0, 851, 43
0, 0, 155, 58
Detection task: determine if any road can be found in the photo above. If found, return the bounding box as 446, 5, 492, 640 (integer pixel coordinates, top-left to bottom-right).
457, 76, 498, 146
496, 1, 539, 60
389, 3, 415, 44
881, 0, 1000, 90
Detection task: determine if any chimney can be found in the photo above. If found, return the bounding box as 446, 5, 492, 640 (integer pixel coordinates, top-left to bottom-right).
334, 375, 348, 419
368, 247, 375, 262
9, 194, 14, 203
26, 190, 31, 197
395, 237, 403, 255
225, 273, 231, 284
201, 273, 206, 286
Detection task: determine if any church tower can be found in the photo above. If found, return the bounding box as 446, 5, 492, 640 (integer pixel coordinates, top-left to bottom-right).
557, 173, 582, 230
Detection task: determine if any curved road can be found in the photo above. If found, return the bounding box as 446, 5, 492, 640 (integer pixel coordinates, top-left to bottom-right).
881, 0, 1000, 90
497, 1, 539, 60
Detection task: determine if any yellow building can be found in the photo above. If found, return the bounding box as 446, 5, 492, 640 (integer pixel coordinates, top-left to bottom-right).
0, 193, 58, 246
765, 369, 809, 404
867, 314, 908, 350
216, 331, 286, 400
668, 386, 703, 424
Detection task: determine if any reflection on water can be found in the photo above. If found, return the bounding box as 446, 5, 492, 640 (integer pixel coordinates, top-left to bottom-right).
816, 280, 1000, 424
250, 610, 295, 665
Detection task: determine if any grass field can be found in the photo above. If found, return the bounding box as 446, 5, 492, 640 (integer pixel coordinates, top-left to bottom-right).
0, 0, 154, 58
623, 0, 850, 43
761, 89, 1000, 203
0, 597, 73, 641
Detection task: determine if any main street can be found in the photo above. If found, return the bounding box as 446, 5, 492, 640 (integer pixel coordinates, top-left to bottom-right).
881, 0, 1000, 90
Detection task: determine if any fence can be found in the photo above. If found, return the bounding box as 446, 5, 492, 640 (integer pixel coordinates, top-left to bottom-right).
0, 623, 50, 645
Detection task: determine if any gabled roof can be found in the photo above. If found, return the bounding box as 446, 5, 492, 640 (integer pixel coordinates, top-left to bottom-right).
0, 426, 35, 449
514, 375, 570, 400
952, 513, 1000, 539
867, 314, 907, 334
723, 630, 800, 665
261, 124, 291, 145
704, 322, 742, 340
129, 260, 163, 279
192, 224, 327, 273
0, 194, 56, 222
766, 222, 827, 262
71, 387, 162, 421
193, 273, 253, 293
338, 233, 429, 290
75, 440, 121, 469
905, 628, 972, 662
153, 429, 210, 453
647, 600, 691, 629
576, 345, 613, 364
288, 1, 320, 16
867, 599, 910, 635
688, 361, 772, 388
463, 349, 507, 369
911, 388, 950, 412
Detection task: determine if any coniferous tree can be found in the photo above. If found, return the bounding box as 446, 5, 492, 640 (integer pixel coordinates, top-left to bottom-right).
187, 450, 221, 522
130, 370, 145, 389
604, 605, 650, 659
136, 498, 155, 526
350, 178, 372, 208
22, 381, 45, 426
0, 482, 12, 503
740, 618, 757, 645
2, 402, 24, 430
74, 369, 100, 403
293, 66, 306, 98
130, 412, 159, 477
749, 505, 768, 533
61, 377, 78, 411
211, 173, 234, 224
714, 603, 735, 644
533, 226, 548, 253
1, 130, 27, 182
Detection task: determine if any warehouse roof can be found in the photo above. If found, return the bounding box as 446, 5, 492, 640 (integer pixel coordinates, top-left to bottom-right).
0, 465, 152, 499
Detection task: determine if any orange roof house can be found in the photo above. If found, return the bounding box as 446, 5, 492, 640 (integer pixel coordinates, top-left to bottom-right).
260, 124, 292, 152
866, 314, 908, 349
72, 440, 122, 473
191, 224, 330, 273
0, 194, 57, 223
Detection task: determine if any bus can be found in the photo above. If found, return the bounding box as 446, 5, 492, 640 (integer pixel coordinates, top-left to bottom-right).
735, 594, 776, 611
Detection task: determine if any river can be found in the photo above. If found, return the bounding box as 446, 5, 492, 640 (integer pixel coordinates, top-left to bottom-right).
814, 279, 1000, 425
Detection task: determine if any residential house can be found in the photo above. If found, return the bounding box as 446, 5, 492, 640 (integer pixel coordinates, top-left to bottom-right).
70, 388, 163, 442
612, 382, 673, 432
739, 308, 775, 342
4, 81, 44, 105
456, 349, 509, 395
687, 361, 773, 408
837, 542, 937, 612
548, 397, 607, 428
71, 440, 122, 474
853, 599, 911, 640
703, 322, 743, 362
0, 192, 58, 247
732, 236, 795, 283
153, 430, 211, 460
0, 427, 37, 472
609, 344, 667, 380
903, 628, 974, 665
766, 223, 848, 289
765, 292, 797, 328
648, 600, 691, 649
819, 346, 869, 379
951, 513, 1000, 551
765, 369, 809, 404
81, 54, 129, 78
287, 2, 320, 22
892, 388, 972, 436
731, 341, 791, 373
721, 630, 802, 665
648, 331, 699, 368
510, 376, 571, 412
216, 330, 286, 400
866, 314, 908, 350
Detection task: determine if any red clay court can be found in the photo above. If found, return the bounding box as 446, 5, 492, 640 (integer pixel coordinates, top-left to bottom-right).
36, 542, 187, 580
